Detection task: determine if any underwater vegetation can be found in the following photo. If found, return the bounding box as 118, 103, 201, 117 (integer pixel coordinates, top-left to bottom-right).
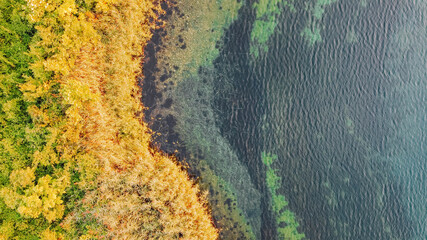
250, 0, 296, 57
152, 0, 242, 84
262, 152, 305, 240
142, 0, 264, 238
195, 160, 257, 239
300, 24, 323, 46
250, 0, 340, 55
300, 0, 339, 46
172, 73, 262, 238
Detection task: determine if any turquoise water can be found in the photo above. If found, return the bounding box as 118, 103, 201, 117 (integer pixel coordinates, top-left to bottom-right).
143, 0, 426, 239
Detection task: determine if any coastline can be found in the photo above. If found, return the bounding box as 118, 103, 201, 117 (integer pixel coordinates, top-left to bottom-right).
141, 1, 259, 238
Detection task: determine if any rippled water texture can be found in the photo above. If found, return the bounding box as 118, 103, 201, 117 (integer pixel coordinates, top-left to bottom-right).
143, 0, 426, 239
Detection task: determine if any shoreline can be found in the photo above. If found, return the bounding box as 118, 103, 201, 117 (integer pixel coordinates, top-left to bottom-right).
141, 1, 259, 238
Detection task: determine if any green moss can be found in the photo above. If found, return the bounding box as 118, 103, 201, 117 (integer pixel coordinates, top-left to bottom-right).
261, 152, 305, 240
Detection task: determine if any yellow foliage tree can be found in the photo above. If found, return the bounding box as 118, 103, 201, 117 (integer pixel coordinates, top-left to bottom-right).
9, 167, 35, 188
40, 228, 63, 240
0, 221, 14, 240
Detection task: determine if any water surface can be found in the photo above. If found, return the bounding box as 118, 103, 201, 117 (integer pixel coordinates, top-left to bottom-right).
143, 0, 426, 239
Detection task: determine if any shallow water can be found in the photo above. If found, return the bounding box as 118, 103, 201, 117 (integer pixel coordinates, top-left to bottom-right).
143, 0, 426, 239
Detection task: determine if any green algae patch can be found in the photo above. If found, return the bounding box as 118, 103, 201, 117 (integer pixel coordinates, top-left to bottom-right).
250, 0, 296, 58
262, 152, 306, 240
301, 0, 339, 46
312, 0, 339, 20
250, 0, 340, 52
301, 24, 323, 46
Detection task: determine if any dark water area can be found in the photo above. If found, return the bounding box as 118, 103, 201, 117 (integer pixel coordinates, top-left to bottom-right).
142, 0, 426, 239
213, 2, 273, 237
214, 0, 425, 239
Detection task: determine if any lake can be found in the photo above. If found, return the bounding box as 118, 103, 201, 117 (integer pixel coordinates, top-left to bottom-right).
142, 0, 426, 239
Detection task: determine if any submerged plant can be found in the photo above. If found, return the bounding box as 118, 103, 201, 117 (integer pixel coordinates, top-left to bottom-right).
300, 0, 340, 46
250, 0, 296, 58
262, 152, 306, 240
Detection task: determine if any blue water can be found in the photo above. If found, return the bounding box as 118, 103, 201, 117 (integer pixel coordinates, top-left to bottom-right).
143, 0, 426, 239
215, 0, 426, 239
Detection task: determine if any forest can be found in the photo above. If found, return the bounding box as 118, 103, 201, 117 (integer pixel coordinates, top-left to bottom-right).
0, 0, 217, 239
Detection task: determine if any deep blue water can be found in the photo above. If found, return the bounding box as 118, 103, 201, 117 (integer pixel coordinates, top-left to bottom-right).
142, 0, 426, 239
214, 0, 426, 239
